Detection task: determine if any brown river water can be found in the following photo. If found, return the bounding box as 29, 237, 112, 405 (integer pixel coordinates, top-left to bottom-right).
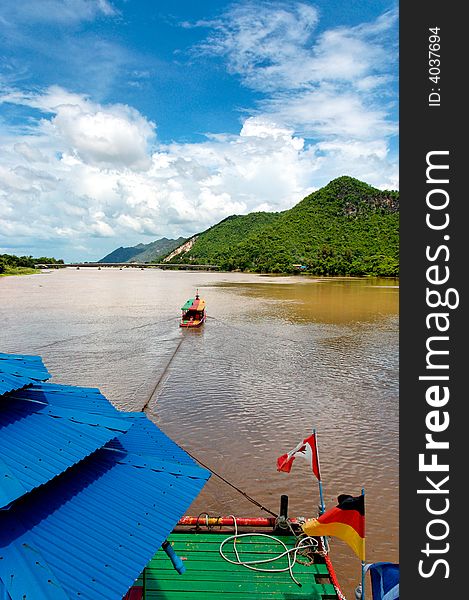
0, 268, 398, 598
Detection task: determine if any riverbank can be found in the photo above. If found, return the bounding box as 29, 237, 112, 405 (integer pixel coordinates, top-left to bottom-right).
0, 267, 40, 277
1, 253, 63, 276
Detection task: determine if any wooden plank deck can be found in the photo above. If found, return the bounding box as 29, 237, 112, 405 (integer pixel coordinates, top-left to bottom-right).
140, 533, 338, 599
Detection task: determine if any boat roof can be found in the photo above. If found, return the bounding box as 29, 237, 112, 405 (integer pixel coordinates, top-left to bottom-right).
0, 352, 50, 396
0, 384, 132, 507
181, 297, 205, 311
0, 353, 210, 600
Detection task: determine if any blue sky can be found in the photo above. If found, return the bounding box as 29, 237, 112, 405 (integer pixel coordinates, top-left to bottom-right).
0, 0, 398, 261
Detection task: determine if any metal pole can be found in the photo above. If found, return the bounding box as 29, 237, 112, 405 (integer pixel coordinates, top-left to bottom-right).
361, 487, 366, 600
274, 494, 289, 534
313, 429, 326, 514
313, 429, 328, 552
318, 480, 325, 515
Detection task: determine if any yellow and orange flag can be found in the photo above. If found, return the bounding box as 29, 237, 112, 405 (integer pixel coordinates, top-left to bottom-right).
302, 493, 365, 560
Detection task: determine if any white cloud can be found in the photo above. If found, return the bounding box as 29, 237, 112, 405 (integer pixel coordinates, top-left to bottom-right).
89, 219, 115, 237
194, 2, 398, 172
197, 3, 397, 90
262, 87, 396, 140
197, 2, 319, 91
3, 86, 156, 169
14, 142, 49, 163
51, 106, 153, 169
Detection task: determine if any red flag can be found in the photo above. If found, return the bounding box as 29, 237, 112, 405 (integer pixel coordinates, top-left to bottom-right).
277, 433, 321, 480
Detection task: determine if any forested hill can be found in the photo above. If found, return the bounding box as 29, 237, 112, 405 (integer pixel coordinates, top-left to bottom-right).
99, 237, 185, 263
165, 176, 399, 276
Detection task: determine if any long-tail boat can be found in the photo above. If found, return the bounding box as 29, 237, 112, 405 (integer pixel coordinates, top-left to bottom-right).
180, 290, 206, 327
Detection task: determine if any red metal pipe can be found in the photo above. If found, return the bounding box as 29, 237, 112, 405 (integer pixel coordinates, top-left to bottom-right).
177, 516, 301, 527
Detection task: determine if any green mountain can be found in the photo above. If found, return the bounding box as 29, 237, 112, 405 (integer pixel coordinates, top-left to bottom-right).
165, 176, 399, 276
99, 237, 186, 264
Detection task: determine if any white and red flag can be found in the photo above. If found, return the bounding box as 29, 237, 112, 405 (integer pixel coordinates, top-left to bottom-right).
277, 433, 321, 481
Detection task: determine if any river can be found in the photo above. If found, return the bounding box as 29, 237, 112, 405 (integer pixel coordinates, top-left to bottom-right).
0, 268, 399, 597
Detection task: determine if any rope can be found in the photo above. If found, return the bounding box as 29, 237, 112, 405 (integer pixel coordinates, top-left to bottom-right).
33, 316, 179, 350
323, 543, 348, 600
219, 515, 319, 587
180, 448, 278, 518
142, 336, 185, 411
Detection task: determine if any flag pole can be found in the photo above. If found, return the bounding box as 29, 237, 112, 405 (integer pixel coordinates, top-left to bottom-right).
361, 487, 366, 599
313, 429, 326, 515
313, 429, 329, 553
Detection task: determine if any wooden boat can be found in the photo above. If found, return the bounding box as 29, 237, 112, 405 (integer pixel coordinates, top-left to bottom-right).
124, 498, 344, 599
180, 291, 206, 328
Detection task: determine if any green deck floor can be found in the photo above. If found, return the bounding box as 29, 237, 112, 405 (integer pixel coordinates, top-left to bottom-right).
139, 532, 338, 599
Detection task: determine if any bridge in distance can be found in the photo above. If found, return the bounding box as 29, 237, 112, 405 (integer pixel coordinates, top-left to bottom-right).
35, 262, 220, 271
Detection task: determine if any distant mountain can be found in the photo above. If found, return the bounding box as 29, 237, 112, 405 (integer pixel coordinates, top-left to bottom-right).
99, 245, 144, 263
163, 176, 399, 276
99, 237, 186, 263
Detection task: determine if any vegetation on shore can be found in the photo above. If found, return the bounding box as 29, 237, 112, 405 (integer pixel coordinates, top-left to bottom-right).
165, 176, 399, 276
0, 254, 64, 276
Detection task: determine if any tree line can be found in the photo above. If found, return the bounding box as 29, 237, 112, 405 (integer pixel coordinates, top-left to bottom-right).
0, 254, 64, 274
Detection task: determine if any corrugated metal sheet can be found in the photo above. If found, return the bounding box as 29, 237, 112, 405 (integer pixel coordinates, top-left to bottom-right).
9, 382, 121, 416
0, 394, 131, 508
194, 298, 205, 311
0, 579, 13, 600
0, 353, 211, 599
181, 298, 205, 311
0, 353, 50, 396
0, 435, 209, 599
106, 412, 197, 466
181, 297, 195, 310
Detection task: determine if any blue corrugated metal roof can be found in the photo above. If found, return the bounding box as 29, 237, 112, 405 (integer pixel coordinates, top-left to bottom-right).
0, 354, 211, 599
0, 353, 50, 395
0, 394, 132, 508
0, 579, 12, 600
12, 382, 121, 416
0, 428, 210, 599
107, 412, 198, 466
